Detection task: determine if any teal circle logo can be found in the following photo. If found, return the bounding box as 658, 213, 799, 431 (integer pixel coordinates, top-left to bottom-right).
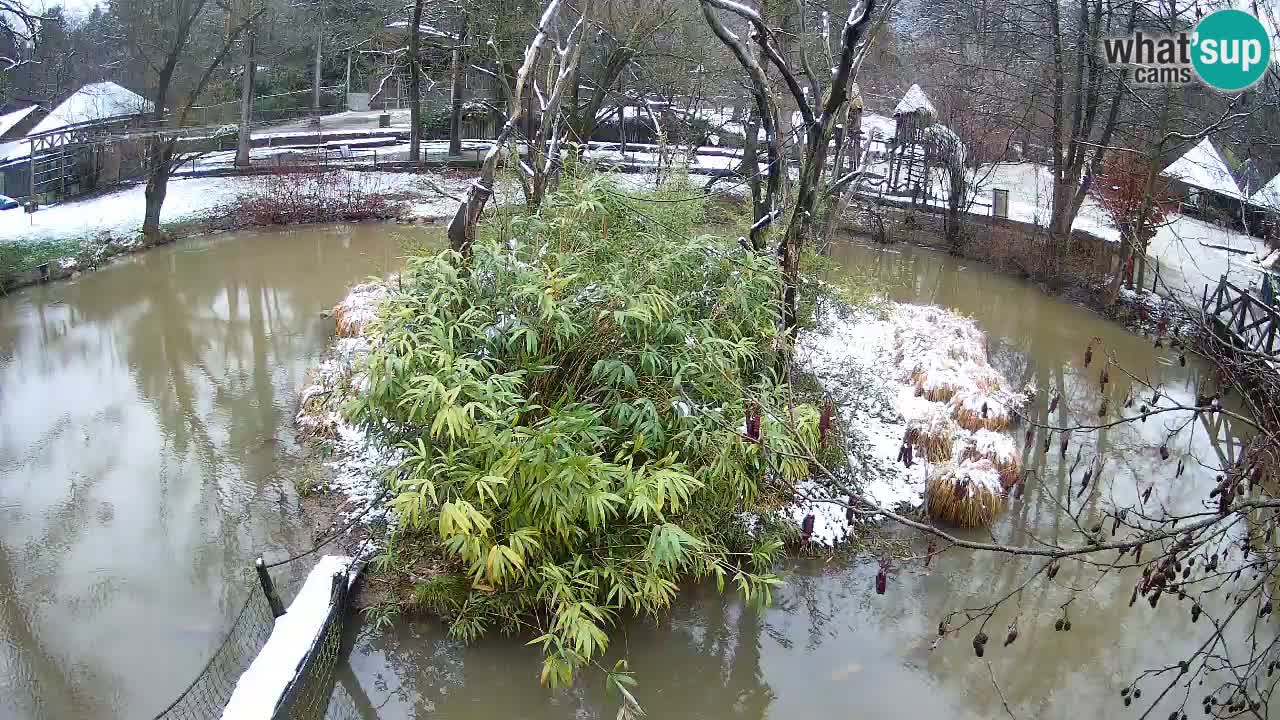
1192, 9, 1272, 91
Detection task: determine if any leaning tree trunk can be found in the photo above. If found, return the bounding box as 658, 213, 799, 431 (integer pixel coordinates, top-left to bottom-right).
407, 0, 425, 166
447, 0, 584, 254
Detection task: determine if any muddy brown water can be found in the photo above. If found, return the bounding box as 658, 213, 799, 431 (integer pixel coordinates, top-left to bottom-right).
0, 223, 435, 719
0, 231, 1257, 719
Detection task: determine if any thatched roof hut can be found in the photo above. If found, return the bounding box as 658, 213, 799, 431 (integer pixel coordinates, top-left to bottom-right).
893, 84, 936, 144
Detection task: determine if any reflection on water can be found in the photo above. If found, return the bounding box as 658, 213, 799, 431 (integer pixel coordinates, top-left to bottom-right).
0, 224, 436, 719
337, 239, 1255, 720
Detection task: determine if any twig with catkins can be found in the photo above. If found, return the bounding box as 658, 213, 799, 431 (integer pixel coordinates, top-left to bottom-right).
1084, 336, 1100, 367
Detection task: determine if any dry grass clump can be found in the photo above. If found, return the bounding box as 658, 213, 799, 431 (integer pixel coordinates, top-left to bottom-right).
925, 459, 1006, 528
960, 429, 1022, 488
296, 368, 337, 441
888, 303, 1032, 528
908, 405, 960, 462
950, 388, 1013, 433
333, 282, 387, 338
910, 358, 967, 403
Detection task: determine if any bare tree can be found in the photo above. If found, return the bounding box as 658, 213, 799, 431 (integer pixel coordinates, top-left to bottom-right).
0, 1, 47, 72
700, 0, 882, 332
235, 1, 261, 168
448, 10, 467, 157
446, 0, 595, 253
118, 0, 262, 241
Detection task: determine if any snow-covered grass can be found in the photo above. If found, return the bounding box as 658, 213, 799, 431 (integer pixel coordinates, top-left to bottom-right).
0, 171, 477, 280
220, 555, 358, 720
297, 287, 403, 532
2, 176, 240, 247
792, 299, 1028, 544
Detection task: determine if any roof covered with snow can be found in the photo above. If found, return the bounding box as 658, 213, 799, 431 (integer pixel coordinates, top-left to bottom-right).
1159, 137, 1241, 199
384, 20, 456, 40
0, 106, 37, 138
27, 82, 152, 136
894, 84, 936, 118
1251, 170, 1280, 211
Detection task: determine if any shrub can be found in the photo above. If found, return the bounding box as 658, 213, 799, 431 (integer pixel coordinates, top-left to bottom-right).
228, 167, 400, 226
349, 174, 818, 692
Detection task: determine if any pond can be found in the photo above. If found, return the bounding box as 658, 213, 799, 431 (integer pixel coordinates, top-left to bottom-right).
338, 239, 1254, 720
0, 229, 1254, 719
0, 223, 438, 719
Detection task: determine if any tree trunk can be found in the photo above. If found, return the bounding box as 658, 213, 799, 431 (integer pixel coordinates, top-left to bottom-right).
946, 176, 964, 254
407, 0, 424, 166
142, 140, 176, 243
780, 132, 833, 332
1106, 226, 1133, 302
1046, 177, 1077, 279
235, 31, 256, 167
448, 14, 467, 157
312, 2, 324, 114
1135, 245, 1148, 292
742, 109, 763, 226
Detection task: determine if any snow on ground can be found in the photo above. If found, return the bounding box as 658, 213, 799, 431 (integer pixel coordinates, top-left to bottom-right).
257, 109, 414, 135
0, 171, 475, 248
220, 555, 358, 720
856, 156, 1269, 302
0, 176, 241, 246
191, 139, 495, 172
792, 299, 1027, 546
968, 162, 1269, 301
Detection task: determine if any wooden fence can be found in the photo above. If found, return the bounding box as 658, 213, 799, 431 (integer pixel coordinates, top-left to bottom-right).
1203, 276, 1280, 360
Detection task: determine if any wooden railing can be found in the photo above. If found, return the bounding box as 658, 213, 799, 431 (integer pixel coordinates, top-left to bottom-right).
1203, 276, 1280, 359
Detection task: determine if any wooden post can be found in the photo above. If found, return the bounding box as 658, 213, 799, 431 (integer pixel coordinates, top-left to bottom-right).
830, 125, 846, 184
331, 569, 349, 606
256, 557, 286, 618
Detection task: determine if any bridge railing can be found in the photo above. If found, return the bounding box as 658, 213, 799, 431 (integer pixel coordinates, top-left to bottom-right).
1203, 276, 1279, 359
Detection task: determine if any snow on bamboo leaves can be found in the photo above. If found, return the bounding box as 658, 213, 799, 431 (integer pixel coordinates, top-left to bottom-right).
348, 176, 818, 691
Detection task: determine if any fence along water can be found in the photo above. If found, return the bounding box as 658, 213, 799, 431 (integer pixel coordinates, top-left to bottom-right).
152, 552, 364, 720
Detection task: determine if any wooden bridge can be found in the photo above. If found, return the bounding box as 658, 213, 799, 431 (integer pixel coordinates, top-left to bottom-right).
1203, 276, 1279, 363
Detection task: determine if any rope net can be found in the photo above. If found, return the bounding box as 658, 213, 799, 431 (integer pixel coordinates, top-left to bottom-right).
153, 555, 366, 720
